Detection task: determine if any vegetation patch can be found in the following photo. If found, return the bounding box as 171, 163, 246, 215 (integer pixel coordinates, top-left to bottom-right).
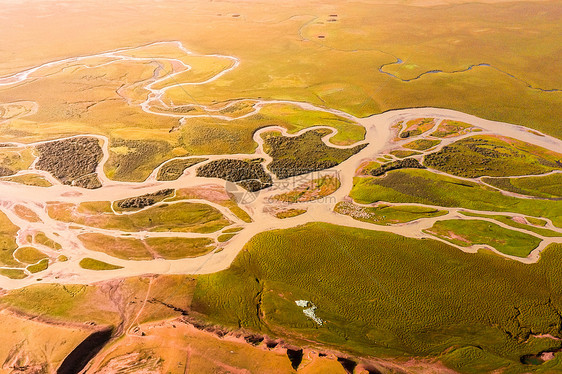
0, 211, 22, 267
156, 158, 207, 181
424, 135, 562, 178
527, 217, 548, 227
196, 159, 272, 192
78, 234, 215, 260
459, 212, 561, 238
369, 158, 424, 177
0, 268, 27, 279
272, 174, 340, 203
357, 161, 380, 176
35, 232, 62, 251
79, 258, 123, 271
403, 139, 441, 151
350, 169, 562, 227
263, 129, 367, 179
171, 186, 252, 223
424, 219, 542, 257
27, 259, 49, 274
399, 118, 435, 138
0, 147, 36, 176
274, 208, 307, 219
14, 247, 48, 264
78, 234, 152, 260
2, 174, 53, 187
145, 237, 215, 259
430, 120, 474, 138
482, 173, 562, 199
223, 227, 243, 233
217, 233, 236, 242
335, 201, 447, 225
389, 150, 421, 159
35, 137, 102, 188
114, 189, 174, 211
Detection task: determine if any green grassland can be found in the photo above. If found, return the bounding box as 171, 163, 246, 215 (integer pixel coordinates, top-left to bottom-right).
483, 173, 562, 199
389, 150, 421, 159
460, 212, 561, 238
0, 210, 22, 268
78, 234, 152, 260
192, 223, 562, 373
424, 219, 541, 257
527, 217, 548, 227
79, 258, 122, 271
27, 258, 49, 274
0, 269, 27, 280
424, 135, 562, 178
217, 233, 236, 243
156, 157, 207, 181
431, 120, 474, 138
145, 237, 215, 259
1, 173, 53, 187
335, 201, 447, 225
403, 139, 441, 151
0, 147, 36, 176
48, 201, 230, 234
274, 208, 307, 219
14, 247, 48, 264
34, 232, 62, 251
350, 169, 562, 227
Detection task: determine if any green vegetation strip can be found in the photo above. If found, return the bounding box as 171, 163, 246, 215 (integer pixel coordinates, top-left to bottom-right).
156, 158, 208, 181
483, 173, 562, 199
79, 258, 123, 271
369, 158, 424, 177
275, 209, 307, 219
14, 247, 47, 264
335, 202, 447, 225
193, 223, 562, 373
0, 211, 22, 268
424, 219, 541, 257
403, 139, 440, 151
2, 174, 53, 187
389, 150, 421, 159
217, 234, 236, 243
27, 259, 49, 274
430, 120, 473, 138
350, 169, 562, 227
460, 212, 561, 238
0, 269, 27, 280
